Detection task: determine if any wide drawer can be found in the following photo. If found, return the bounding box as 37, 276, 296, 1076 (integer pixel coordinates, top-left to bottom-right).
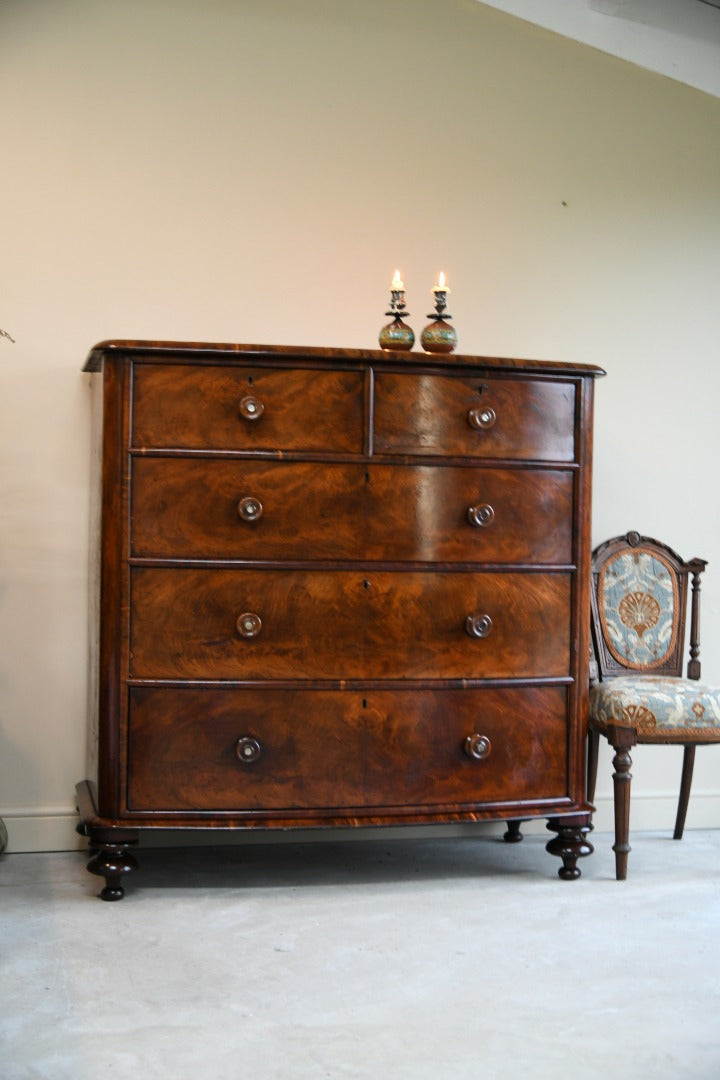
373, 373, 576, 460
130, 458, 574, 563
127, 685, 569, 812
132, 363, 364, 452
129, 568, 571, 679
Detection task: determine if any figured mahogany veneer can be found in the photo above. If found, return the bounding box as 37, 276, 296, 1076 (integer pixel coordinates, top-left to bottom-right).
131, 460, 574, 563
129, 569, 571, 681
127, 686, 569, 812
373, 372, 576, 459
133, 364, 364, 452
77, 341, 603, 899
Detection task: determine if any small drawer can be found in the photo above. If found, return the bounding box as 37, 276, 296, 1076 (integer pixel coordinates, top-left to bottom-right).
129, 568, 571, 680
131, 459, 573, 564
132, 363, 364, 452
127, 685, 569, 812
373, 373, 576, 460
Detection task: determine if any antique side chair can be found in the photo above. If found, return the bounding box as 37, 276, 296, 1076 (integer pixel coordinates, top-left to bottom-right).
588, 531, 720, 879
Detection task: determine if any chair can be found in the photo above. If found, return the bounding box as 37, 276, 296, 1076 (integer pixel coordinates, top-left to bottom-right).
587, 530, 720, 879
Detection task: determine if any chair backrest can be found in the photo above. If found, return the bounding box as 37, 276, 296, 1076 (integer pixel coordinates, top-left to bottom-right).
590, 531, 707, 682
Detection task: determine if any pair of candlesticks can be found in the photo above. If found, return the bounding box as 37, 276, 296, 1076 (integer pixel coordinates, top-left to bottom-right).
379, 271, 457, 354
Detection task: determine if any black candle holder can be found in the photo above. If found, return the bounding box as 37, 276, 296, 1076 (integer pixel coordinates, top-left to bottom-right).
421, 284, 458, 354
378, 282, 415, 352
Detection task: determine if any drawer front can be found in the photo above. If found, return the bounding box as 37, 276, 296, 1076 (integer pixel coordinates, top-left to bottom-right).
127, 685, 569, 812
131, 459, 366, 561
373, 373, 575, 460
132, 364, 364, 451
130, 568, 571, 680
131, 458, 573, 564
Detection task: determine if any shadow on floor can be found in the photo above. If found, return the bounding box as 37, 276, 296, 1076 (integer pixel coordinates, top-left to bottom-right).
79, 828, 570, 897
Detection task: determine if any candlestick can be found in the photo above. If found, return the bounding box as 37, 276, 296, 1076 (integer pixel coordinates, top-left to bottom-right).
378, 270, 415, 352
421, 272, 457, 354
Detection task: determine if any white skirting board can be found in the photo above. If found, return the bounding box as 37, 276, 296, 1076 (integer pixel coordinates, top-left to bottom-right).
2, 795, 720, 853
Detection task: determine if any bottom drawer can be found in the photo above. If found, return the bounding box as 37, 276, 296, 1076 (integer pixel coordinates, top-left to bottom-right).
127, 686, 569, 813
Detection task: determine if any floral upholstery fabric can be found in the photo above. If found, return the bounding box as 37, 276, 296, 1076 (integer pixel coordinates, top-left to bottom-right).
598, 548, 678, 670
590, 675, 720, 742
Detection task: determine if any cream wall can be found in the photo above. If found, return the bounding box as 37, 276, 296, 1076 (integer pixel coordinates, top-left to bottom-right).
2, 0, 719, 853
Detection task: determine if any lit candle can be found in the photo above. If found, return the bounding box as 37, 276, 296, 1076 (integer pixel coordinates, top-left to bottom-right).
391, 269, 404, 291
433, 271, 449, 294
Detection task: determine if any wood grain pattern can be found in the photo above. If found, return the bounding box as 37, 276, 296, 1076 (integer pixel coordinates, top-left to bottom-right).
373, 372, 576, 460
132, 364, 364, 451
129, 568, 571, 680
130, 458, 574, 564
127, 685, 569, 811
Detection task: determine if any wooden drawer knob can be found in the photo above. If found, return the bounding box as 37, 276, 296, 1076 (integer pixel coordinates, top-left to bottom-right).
236, 612, 262, 638
237, 496, 263, 522
464, 734, 492, 760
467, 405, 497, 431
465, 613, 493, 638
236, 736, 262, 764
467, 503, 495, 528
239, 395, 264, 421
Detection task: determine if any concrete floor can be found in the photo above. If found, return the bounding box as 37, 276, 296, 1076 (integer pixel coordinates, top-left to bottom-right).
2, 829, 719, 1080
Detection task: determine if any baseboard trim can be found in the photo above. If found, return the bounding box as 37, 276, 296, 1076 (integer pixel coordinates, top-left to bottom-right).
2, 794, 720, 853
1, 808, 87, 854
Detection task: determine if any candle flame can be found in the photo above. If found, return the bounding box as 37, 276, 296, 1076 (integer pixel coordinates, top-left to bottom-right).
438, 272, 446, 288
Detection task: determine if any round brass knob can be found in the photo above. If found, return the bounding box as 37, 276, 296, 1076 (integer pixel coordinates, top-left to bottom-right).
237, 496, 263, 522
236, 736, 262, 764
464, 734, 492, 760
239, 395, 264, 421
236, 612, 262, 638
467, 503, 495, 528
465, 613, 493, 639
467, 405, 497, 431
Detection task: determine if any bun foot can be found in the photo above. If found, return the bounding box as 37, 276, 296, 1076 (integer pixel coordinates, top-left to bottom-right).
503, 819, 526, 843
87, 841, 138, 901
545, 815, 593, 879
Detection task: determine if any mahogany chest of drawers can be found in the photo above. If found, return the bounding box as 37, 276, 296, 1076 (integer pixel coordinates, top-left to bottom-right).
77, 341, 603, 899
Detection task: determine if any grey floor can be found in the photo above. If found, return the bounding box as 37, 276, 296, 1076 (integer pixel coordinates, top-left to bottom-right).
2, 828, 719, 1080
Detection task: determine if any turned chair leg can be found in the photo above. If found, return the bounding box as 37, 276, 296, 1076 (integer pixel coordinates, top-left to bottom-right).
606, 723, 637, 881
674, 744, 696, 840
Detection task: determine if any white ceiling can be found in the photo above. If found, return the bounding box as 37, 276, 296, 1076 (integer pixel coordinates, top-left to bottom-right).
478, 0, 720, 99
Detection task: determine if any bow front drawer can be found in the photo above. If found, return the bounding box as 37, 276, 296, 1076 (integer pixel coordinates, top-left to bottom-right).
130, 458, 573, 563
129, 568, 571, 680
132, 363, 364, 452
373, 373, 576, 460
127, 685, 569, 813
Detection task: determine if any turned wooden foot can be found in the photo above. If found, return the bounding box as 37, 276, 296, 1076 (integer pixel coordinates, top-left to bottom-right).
87, 840, 139, 901
545, 815, 593, 879
503, 819, 526, 843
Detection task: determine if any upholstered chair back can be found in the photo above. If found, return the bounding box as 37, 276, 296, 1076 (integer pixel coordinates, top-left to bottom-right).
590, 531, 706, 683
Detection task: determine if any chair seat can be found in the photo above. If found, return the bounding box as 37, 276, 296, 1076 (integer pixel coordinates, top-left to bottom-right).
590, 675, 720, 742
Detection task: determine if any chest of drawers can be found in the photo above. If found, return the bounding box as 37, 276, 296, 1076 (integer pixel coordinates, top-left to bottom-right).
77, 341, 603, 899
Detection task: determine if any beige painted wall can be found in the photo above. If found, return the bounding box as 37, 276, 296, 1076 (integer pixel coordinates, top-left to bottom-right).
2, 0, 719, 852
